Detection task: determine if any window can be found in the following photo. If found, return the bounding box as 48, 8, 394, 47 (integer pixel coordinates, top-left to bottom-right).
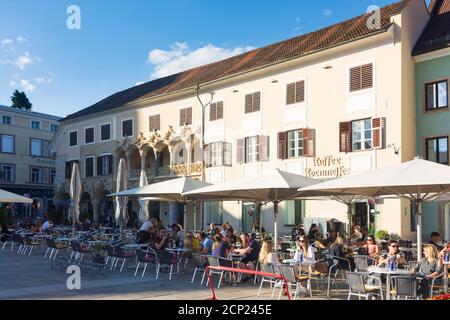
426, 137, 448, 165
286, 81, 305, 105
69, 131, 78, 147
30, 139, 50, 157
349, 63, 373, 92
31, 121, 41, 130
208, 142, 223, 167
425, 81, 448, 110
122, 119, 133, 137
85, 127, 94, 144
30, 167, 43, 184
244, 92, 261, 114
0, 164, 15, 183
179, 108, 192, 126
97, 155, 113, 176
101, 124, 111, 141
2, 115, 12, 125
209, 102, 224, 121
351, 119, 372, 151
283, 200, 303, 226
50, 124, 58, 133
50, 169, 56, 184
65, 160, 79, 179
1, 135, 14, 153
287, 130, 304, 158
245, 136, 259, 163
149, 115, 161, 131
85, 157, 94, 177
205, 201, 223, 225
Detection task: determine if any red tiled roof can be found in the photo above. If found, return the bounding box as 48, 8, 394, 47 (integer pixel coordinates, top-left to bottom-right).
63, 0, 411, 122
413, 0, 450, 55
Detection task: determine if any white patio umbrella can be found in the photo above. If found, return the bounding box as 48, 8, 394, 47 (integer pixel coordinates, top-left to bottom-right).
115, 158, 128, 234
111, 176, 212, 230
137, 170, 150, 225
298, 158, 450, 261
69, 162, 82, 236
0, 189, 32, 204
184, 169, 318, 248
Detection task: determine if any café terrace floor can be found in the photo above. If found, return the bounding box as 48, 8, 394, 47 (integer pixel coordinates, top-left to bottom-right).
0, 249, 348, 300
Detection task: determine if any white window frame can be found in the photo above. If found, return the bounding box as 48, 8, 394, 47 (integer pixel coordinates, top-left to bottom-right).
2, 115, 13, 125
100, 122, 112, 142
0, 164, 15, 183
30, 167, 43, 184
347, 60, 376, 95
351, 119, 373, 151
84, 126, 95, 145
30, 120, 41, 130
121, 118, 134, 138
245, 136, 259, 163
1, 134, 15, 154
100, 153, 112, 176
287, 129, 304, 158
31, 138, 43, 157
68, 130, 78, 148
210, 142, 223, 167
49, 123, 59, 133
84, 156, 95, 178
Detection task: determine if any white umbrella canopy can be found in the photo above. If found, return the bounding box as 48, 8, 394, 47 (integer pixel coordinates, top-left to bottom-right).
69, 163, 82, 235
115, 158, 128, 232
298, 158, 450, 261
138, 170, 149, 225
0, 189, 32, 203
185, 169, 318, 248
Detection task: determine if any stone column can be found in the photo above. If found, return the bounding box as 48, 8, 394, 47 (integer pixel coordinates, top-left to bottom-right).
186, 141, 192, 175
168, 145, 174, 175
139, 149, 147, 171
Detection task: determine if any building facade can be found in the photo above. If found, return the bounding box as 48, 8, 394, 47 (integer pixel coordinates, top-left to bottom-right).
0, 105, 61, 215
413, 0, 450, 240
51, 0, 431, 239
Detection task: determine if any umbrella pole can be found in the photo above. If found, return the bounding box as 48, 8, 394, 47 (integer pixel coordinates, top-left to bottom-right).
274, 201, 279, 251
193, 201, 197, 232
347, 204, 352, 236
417, 200, 423, 262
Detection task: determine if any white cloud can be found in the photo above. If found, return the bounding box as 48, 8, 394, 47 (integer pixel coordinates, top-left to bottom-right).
1, 38, 14, 52
18, 79, 36, 93
147, 42, 254, 79
0, 57, 11, 64
15, 52, 33, 70
35, 76, 54, 84
323, 9, 333, 17
16, 36, 29, 45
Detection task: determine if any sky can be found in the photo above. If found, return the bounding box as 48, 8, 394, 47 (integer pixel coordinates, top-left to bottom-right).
0, 0, 424, 117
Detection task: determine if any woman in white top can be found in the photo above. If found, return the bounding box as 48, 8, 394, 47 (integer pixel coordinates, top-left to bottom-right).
293, 236, 316, 263
259, 239, 279, 266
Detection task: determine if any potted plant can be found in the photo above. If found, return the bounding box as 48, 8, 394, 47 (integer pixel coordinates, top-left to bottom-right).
91, 243, 106, 264
375, 230, 389, 241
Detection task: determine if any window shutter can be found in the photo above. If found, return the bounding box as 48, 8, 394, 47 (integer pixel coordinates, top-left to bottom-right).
217, 101, 224, 120
180, 109, 185, 126
302, 128, 314, 157
350, 66, 362, 92
286, 83, 295, 105
204, 144, 211, 168
65, 162, 71, 179
296, 81, 305, 103
339, 122, 352, 153
253, 92, 261, 112
187, 108, 192, 125
361, 63, 373, 90
245, 94, 253, 113
259, 135, 269, 162
223, 142, 232, 166
97, 157, 102, 176
372, 117, 385, 149
278, 132, 287, 160
209, 103, 216, 121
108, 155, 113, 175
237, 139, 245, 164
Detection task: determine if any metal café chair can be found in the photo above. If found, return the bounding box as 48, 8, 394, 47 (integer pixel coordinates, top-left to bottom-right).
391, 275, 421, 300
257, 263, 278, 298
191, 253, 207, 285
346, 272, 383, 300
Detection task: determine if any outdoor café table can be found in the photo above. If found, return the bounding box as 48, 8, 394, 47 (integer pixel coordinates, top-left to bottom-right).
367, 265, 411, 300
123, 243, 148, 250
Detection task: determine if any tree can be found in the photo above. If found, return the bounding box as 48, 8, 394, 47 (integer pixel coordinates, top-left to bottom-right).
11, 90, 32, 110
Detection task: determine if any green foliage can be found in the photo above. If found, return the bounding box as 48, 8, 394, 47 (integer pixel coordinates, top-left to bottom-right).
11, 90, 32, 110
0, 207, 12, 225
375, 230, 389, 240
91, 243, 106, 253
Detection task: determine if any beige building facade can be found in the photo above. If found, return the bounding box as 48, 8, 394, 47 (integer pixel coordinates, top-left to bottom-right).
51, 0, 431, 240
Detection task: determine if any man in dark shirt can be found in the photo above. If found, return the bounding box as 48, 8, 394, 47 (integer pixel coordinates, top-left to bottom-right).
153, 228, 168, 251
429, 232, 444, 252
234, 233, 260, 281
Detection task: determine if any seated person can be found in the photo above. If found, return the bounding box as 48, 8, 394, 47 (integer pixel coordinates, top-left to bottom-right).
359, 227, 369, 243
199, 232, 214, 255
212, 234, 228, 258
362, 236, 379, 258
411, 245, 443, 298
328, 235, 352, 270
429, 232, 444, 252
184, 231, 200, 253
234, 233, 260, 280
350, 225, 363, 245
42, 220, 54, 232
152, 228, 169, 251
377, 240, 406, 268
294, 236, 316, 266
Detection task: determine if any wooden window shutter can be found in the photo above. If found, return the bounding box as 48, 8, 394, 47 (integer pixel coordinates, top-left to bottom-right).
245, 94, 253, 113
361, 63, 373, 90
302, 128, 314, 157
259, 135, 269, 162
372, 117, 385, 149
339, 122, 352, 153
253, 92, 261, 112
203, 144, 211, 168
237, 139, 245, 164
209, 103, 217, 121
223, 142, 232, 166
286, 83, 295, 105
97, 157, 102, 176
350, 66, 362, 92
217, 101, 224, 120
108, 155, 113, 175
187, 108, 192, 125
296, 81, 305, 103
278, 132, 287, 160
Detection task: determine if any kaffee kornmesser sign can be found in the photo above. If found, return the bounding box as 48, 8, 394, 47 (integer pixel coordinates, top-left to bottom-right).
305, 155, 350, 179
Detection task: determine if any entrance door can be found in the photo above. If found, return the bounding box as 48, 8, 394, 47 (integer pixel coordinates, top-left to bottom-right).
242, 202, 260, 233
354, 202, 368, 228
148, 201, 160, 220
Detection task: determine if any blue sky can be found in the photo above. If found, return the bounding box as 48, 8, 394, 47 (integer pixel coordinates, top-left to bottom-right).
0, 0, 414, 117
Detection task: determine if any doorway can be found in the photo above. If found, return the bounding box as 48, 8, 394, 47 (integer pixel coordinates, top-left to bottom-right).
241, 202, 260, 233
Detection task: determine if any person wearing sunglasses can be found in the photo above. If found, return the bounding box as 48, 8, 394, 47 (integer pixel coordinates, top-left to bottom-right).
293, 236, 316, 264
362, 236, 379, 258
377, 240, 406, 268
